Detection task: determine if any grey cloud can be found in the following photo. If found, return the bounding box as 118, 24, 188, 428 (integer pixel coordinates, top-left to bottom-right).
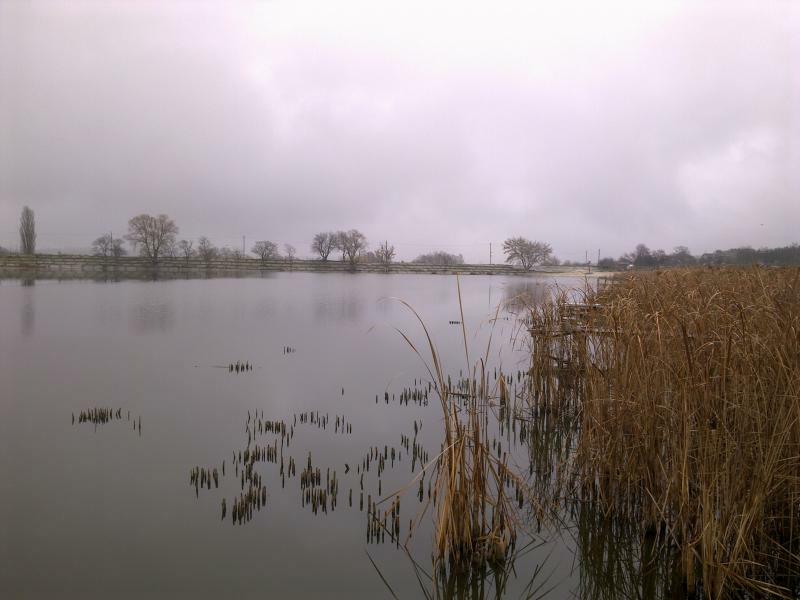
1, 1, 797, 261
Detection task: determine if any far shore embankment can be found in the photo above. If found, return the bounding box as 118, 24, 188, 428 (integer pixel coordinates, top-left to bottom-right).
0, 254, 603, 278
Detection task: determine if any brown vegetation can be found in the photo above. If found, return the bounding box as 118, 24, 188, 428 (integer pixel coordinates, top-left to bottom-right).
395, 282, 526, 577
527, 267, 800, 598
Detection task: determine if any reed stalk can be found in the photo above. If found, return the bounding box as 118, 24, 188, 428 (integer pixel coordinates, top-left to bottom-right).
393, 276, 524, 576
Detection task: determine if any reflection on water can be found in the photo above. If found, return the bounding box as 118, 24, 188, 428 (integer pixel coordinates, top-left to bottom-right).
182, 366, 556, 598
0, 272, 606, 599
129, 300, 175, 334
21, 280, 35, 336
314, 294, 365, 322
502, 279, 551, 311
575, 497, 682, 600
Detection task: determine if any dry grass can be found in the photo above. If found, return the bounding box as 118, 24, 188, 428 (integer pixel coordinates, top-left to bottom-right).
527, 267, 800, 598
393, 278, 527, 577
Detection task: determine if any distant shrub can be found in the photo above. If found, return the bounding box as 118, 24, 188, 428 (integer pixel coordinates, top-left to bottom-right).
412, 251, 464, 266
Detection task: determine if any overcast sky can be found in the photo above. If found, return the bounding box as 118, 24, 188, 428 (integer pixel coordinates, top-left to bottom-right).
1, 0, 798, 262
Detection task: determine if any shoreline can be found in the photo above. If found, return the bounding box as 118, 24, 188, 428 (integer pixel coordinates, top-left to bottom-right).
0, 254, 607, 278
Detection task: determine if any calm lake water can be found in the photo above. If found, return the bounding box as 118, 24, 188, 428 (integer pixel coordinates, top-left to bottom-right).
1, 272, 590, 599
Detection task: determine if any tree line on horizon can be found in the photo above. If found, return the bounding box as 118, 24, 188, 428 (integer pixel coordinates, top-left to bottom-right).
3, 208, 799, 268
1, 210, 552, 268
592, 242, 800, 269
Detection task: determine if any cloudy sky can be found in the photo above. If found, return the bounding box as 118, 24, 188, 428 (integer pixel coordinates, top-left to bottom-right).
1, 0, 797, 262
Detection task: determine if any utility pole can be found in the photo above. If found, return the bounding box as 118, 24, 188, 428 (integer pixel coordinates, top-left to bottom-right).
489, 242, 492, 265
242, 235, 245, 257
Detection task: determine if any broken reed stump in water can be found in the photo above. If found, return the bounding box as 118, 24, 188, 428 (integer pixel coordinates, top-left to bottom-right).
73, 407, 142, 434
228, 361, 253, 373
183, 403, 437, 541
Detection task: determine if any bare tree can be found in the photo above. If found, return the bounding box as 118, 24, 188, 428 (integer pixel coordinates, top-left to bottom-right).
339, 229, 367, 265
333, 231, 347, 261
375, 241, 395, 265
284, 243, 296, 262
177, 239, 194, 263
311, 232, 337, 261
92, 235, 112, 257
543, 255, 561, 266
92, 233, 127, 257
124, 214, 178, 264
502, 237, 552, 270
112, 238, 126, 258
669, 246, 695, 267
251, 240, 280, 263
163, 238, 178, 258
19, 206, 36, 254
361, 251, 378, 262
197, 237, 217, 264
598, 256, 618, 270
413, 251, 464, 265
627, 243, 654, 267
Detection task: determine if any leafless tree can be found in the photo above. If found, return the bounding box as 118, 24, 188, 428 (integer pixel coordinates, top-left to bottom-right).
375, 241, 395, 265
197, 236, 217, 264
163, 239, 178, 258
177, 239, 194, 263
124, 214, 178, 264
311, 232, 337, 261
92, 234, 111, 257
338, 229, 367, 265
92, 233, 127, 257
502, 237, 552, 270
284, 243, 296, 262
112, 238, 126, 257
542, 255, 561, 266
251, 240, 280, 263
19, 206, 36, 254
332, 231, 347, 261
413, 251, 464, 265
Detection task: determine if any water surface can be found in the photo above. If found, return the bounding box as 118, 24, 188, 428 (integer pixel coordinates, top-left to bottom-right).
0, 272, 586, 599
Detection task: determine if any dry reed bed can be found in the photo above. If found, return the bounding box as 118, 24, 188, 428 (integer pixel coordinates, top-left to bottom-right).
528, 268, 800, 598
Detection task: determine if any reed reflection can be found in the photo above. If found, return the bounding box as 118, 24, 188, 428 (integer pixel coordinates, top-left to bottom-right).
129, 300, 175, 334
313, 294, 365, 323
21, 277, 35, 336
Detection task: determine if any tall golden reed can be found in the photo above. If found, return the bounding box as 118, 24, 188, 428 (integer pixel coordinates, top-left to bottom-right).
393, 276, 522, 576
528, 267, 800, 598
